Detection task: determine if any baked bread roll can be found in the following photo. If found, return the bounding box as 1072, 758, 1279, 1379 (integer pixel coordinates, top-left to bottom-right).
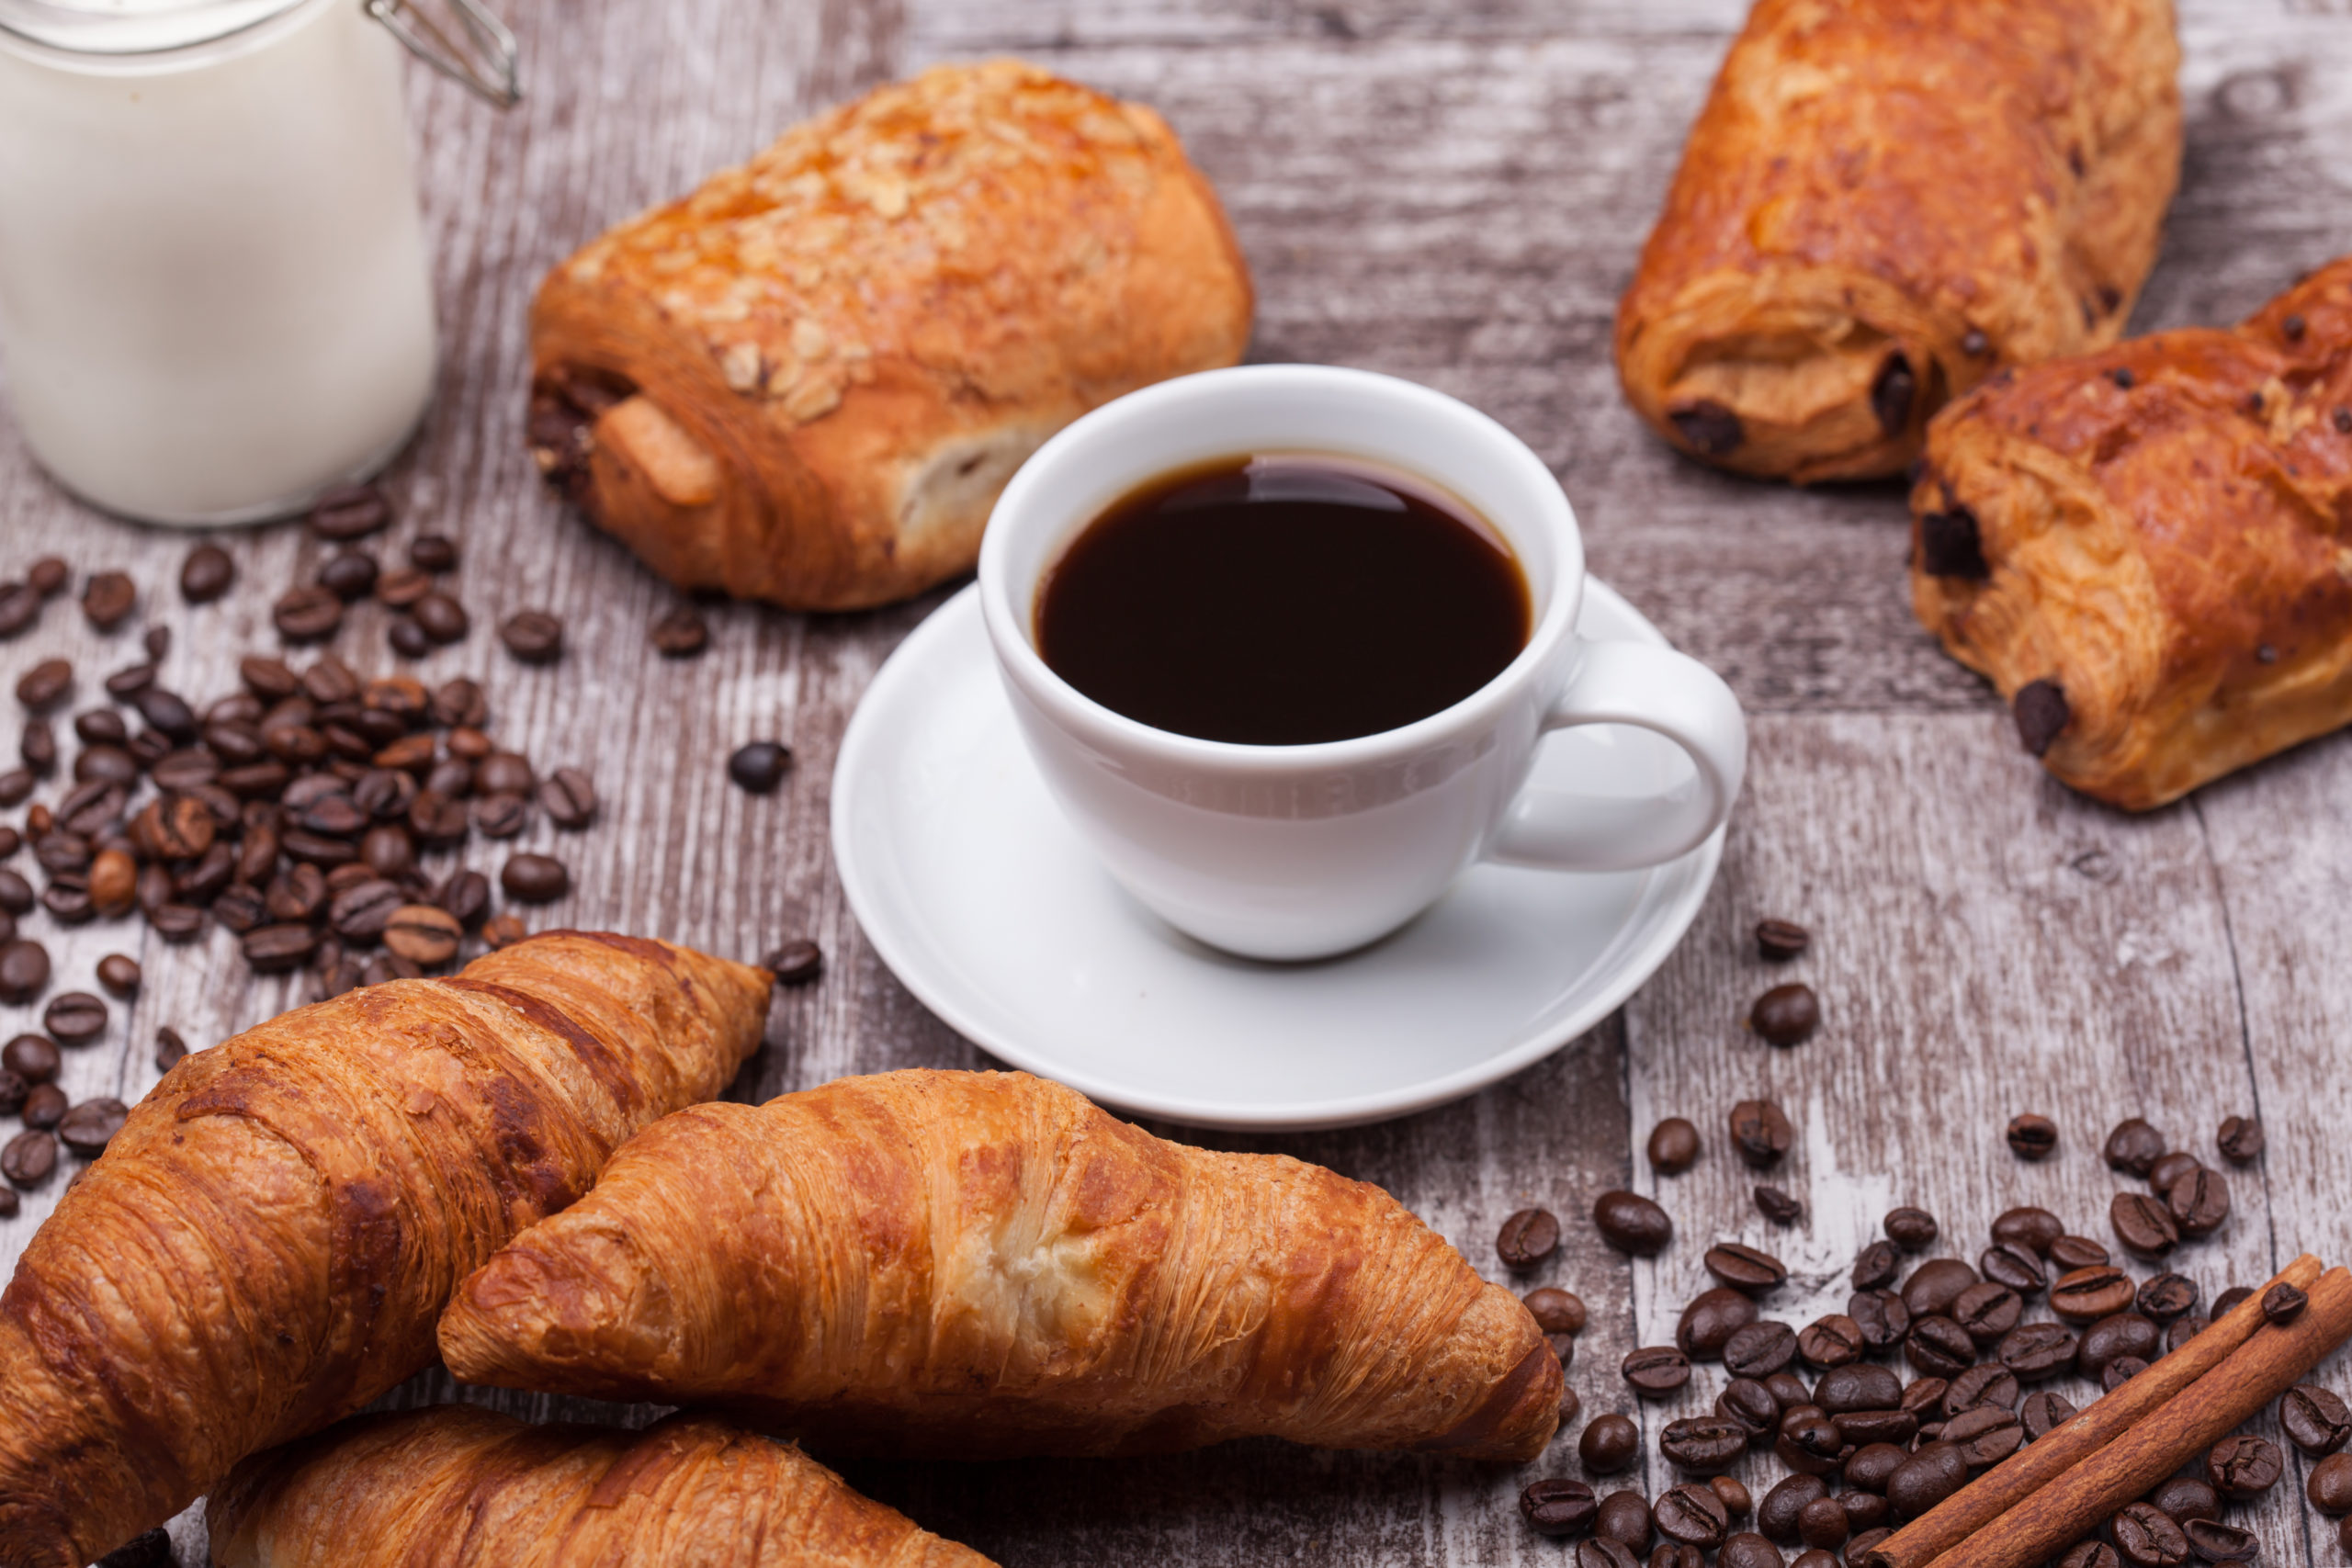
1910, 256, 2352, 808
527, 60, 1253, 611
438, 1069, 1559, 1461
208, 1405, 994, 1567
1615, 0, 2180, 482
0, 933, 771, 1568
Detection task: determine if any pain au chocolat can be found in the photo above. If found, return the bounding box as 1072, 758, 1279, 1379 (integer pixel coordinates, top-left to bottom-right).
1911, 257, 2352, 809
528, 60, 1253, 611
1615, 0, 2180, 482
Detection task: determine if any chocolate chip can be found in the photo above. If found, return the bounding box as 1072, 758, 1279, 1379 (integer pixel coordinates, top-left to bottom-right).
1669, 400, 1745, 457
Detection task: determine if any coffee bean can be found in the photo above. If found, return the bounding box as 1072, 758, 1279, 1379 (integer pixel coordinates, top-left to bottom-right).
1594, 1490, 1652, 1549
2120, 1275, 2192, 1329
2214, 1114, 2263, 1165
1793, 1495, 1847, 1551
388, 616, 430, 658
149, 1026, 188, 1076
1773, 1407, 1845, 1475
1523, 1286, 1586, 1337
317, 549, 380, 601
1792, 1552, 1838, 1568
1883, 1207, 1938, 1251
56, 1097, 129, 1157
2147, 1150, 2201, 1194
1578, 1540, 1640, 1568
1593, 1190, 1672, 1256
1654, 1482, 1730, 1544
1727, 1100, 1793, 1169
2, 1129, 57, 1187
381, 904, 462, 966
2006, 1113, 2058, 1160
413, 592, 470, 643
2062, 1545, 2121, 1568
2212, 1285, 2256, 1319
1709, 1475, 1751, 1520
1749, 984, 1818, 1046
1940, 1364, 2018, 1417
1720, 1532, 1784, 1568
1757, 1475, 1828, 1545
0, 581, 41, 639
1717, 1377, 1781, 1440
2017, 1389, 2075, 1440
2110, 1192, 2179, 1259
1977, 1243, 2046, 1296
729, 739, 793, 794
483, 911, 526, 948
1844, 1441, 1907, 1495
274, 586, 344, 642
409, 790, 469, 847
1852, 1240, 1901, 1292
1755, 1185, 1803, 1224
535, 766, 596, 830
1677, 1287, 1758, 1361
42, 991, 106, 1045
2165, 1167, 2230, 1238
1815, 1364, 1902, 1415
1904, 1314, 1974, 1380
1661, 1419, 1748, 1477
1900, 1378, 1947, 1416
15, 658, 71, 713
23, 716, 57, 773
1623, 1346, 1692, 1397
1648, 1116, 1701, 1175
2077, 1312, 2159, 1374
1497, 1207, 1561, 1269
1797, 1315, 1864, 1370
3, 1033, 59, 1083
2049, 1266, 2134, 1324
500, 852, 570, 903
432, 869, 491, 931
1900, 1258, 1979, 1318
2263, 1280, 2308, 1325
1755, 919, 1810, 961
495, 609, 564, 665
650, 604, 709, 657
1996, 1322, 2078, 1382
1580, 1412, 1640, 1473
471, 791, 530, 839
1951, 1281, 2022, 1344
2042, 1237, 2106, 1274
82, 571, 135, 630
242, 923, 318, 973
2109, 1502, 2188, 1568
2177, 1518, 2255, 1565
2205, 1433, 2282, 1499
2312, 1451, 2352, 1513
1723, 1321, 1798, 1381
1848, 1290, 1909, 1352
181, 544, 235, 603
2166, 1315, 2209, 1354
1886, 1440, 1967, 1522
309, 483, 390, 540
2281, 1384, 2352, 1458
20, 1080, 65, 1129
1984, 1208, 2059, 1258
1521, 1477, 1600, 1538
1706, 1242, 1788, 1294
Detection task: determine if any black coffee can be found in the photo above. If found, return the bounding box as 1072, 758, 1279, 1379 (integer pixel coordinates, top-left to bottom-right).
1035, 455, 1529, 745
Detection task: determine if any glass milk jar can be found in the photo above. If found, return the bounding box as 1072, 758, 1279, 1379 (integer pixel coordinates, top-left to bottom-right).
0, 0, 515, 525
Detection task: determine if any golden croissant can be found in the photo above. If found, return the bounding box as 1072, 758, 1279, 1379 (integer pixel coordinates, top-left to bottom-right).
439, 1069, 1558, 1461
207, 1404, 994, 1567
0, 932, 771, 1568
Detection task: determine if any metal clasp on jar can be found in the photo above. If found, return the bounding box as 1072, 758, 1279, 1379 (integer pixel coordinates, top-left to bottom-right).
365, 0, 519, 107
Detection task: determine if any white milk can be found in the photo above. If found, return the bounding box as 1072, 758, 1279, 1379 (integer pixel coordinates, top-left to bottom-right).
0, 0, 438, 525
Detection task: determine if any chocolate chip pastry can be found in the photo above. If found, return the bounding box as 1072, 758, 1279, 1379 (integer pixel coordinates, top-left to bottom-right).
1911, 256, 2352, 808
1615, 0, 2180, 483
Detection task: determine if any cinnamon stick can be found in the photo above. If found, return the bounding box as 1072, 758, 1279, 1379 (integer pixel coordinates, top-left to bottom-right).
1893, 1264, 2352, 1568
1863, 1253, 2326, 1568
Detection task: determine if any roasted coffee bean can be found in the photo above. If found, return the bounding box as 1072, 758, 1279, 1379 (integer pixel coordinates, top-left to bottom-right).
2077, 1313, 2159, 1374
2048, 1235, 2110, 1270
1659, 1416, 1748, 1476
729, 739, 793, 794
1988, 1206, 2063, 1256
242, 923, 319, 973
405, 533, 458, 573
471, 750, 531, 795
96, 953, 141, 998
274, 585, 344, 642
1978, 1243, 2046, 1295
1595, 1490, 1651, 1549
1706, 1241, 1789, 1294
3, 1032, 59, 1083
2165, 1168, 2230, 1238
1525, 1287, 1587, 1337
1951, 1281, 2022, 1344
2214, 1115, 2264, 1165
1755, 919, 1810, 961
326, 878, 403, 942
1724, 1322, 1799, 1380
2205, 1434, 2282, 1498
1997, 1322, 2079, 1382
2111, 1192, 2179, 1259
388, 616, 431, 658
2006, 1113, 2058, 1160
1757, 1475, 1828, 1545
16, 658, 71, 712
356, 768, 420, 820
1794, 1495, 1847, 1551
151, 904, 203, 942
310, 482, 390, 539
1774, 1408, 1845, 1475
2212, 1286, 2256, 1319
1521, 1477, 1600, 1538
1796, 1314, 1864, 1370
1679, 1287, 1758, 1361
0, 583, 39, 639
2166, 1314, 2210, 1354
1648, 1116, 1701, 1175
317, 549, 380, 601
501, 852, 570, 904
1623, 1346, 1691, 1397
1845, 1441, 1908, 1494
2147, 1150, 2201, 1194
1755, 1185, 1803, 1224
471, 791, 530, 839
359, 823, 414, 880
1942, 1404, 2024, 1467
21, 1081, 65, 1129
1558, 1385, 1582, 1427
2101, 1357, 2148, 1393
413, 592, 470, 643
282, 829, 357, 867
57, 1097, 128, 1157
2052, 1266, 2135, 1323
42, 882, 96, 925
2311, 1451, 2352, 1513
24, 558, 67, 598
2177, 1518, 2255, 1564
43, 991, 106, 1044
2264, 1280, 2308, 1325
2109, 1120, 2169, 1178
1849, 1290, 1910, 1352
2062, 1545, 2121, 1568
1593, 1190, 1673, 1256
432, 677, 487, 729
3, 1129, 58, 1187
1719, 1533, 1783, 1568
240, 655, 299, 699
2281, 1383, 2352, 1457
1941, 1364, 2018, 1416
75, 706, 130, 748
181, 543, 235, 603
499, 609, 564, 664
0, 870, 28, 918
1577, 1540, 1640, 1568
1853, 1240, 1901, 1292
1901, 1378, 1949, 1416
650, 604, 710, 657
1750, 984, 1818, 1046
2018, 1389, 2076, 1439
537, 766, 595, 829
1792, 1551, 1838, 1568
1815, 1364, 1902, 1414
2109, 1502, 2189, 1568
1719, 1377, 1781, 1439
1581, 1412, 1640, 1473
23, 716, 58, 773
214, 883, 267, 932
435, 870, 491, 931
1497, 1207, 1561, 1268
1709, 1475, 1752, 1520
1886, 1207, 1939, 1251
482, 911, 526, 948
1902, 1258, 1980, 1318
1905, 1315, 1975, 1379
82, 570, 136, 630
1654, 1483, 1730, 1545
1764, 1370, 1815, 1410
2146, 1476, 2217, 1525
1886, 1440, 1967, 1521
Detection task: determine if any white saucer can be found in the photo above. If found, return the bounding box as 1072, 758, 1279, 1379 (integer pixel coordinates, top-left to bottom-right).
831, 581, 1724, 1132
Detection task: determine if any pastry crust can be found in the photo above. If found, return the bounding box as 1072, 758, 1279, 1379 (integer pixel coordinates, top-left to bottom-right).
0, 933, 771, 1568
438, 1069, 1559, 1462
1615, 0, 2180, 482
528, 59, 1254, 611
208, 1405, 994, 1567
1909, 257, 2352, 809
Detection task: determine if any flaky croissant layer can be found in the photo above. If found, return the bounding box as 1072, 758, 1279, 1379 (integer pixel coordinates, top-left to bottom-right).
0, 932, 772, 1568
208, 1405, 995, 1567
440, 1069, 1558, 1461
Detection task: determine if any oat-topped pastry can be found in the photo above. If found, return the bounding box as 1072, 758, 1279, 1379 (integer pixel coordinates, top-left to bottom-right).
1911, 257, 2352, 809
527, 60, 1253, 611
1615, 0, 2180, 483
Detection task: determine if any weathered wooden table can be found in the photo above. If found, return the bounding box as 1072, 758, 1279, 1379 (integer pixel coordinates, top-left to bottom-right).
5, 0, 2351, 1562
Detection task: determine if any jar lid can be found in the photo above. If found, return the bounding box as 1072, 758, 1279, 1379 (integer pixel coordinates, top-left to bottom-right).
0, 0, 307, 54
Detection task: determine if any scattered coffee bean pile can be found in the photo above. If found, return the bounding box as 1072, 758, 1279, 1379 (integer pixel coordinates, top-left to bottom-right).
1505, 915, 2333, 1567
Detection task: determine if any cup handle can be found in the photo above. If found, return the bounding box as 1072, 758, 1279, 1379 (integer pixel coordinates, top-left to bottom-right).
1485, 639, 1747, 873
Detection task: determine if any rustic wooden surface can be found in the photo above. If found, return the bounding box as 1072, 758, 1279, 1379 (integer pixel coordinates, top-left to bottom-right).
2, 0, 2351, 1562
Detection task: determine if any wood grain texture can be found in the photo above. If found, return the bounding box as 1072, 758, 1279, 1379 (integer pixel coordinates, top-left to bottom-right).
0, 0, 2348, 1562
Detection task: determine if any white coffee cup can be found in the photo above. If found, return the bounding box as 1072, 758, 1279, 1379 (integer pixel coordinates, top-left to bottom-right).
978, 364, 1746, 961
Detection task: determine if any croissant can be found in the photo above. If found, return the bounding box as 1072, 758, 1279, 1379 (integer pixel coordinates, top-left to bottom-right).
1909, 256, 2352, 809
0, 932, 771, 1568
526, 59, 1253, 611
439, 1069, 1557, 1461
207, 1405, 993, 1567
1614, 0, 2180, 482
